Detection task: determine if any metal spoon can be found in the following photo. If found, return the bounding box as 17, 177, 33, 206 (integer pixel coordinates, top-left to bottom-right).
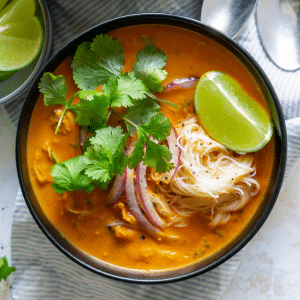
200, 0, 257, 39
256, 0, 300, 71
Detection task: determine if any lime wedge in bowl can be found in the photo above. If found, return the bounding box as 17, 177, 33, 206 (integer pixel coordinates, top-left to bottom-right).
194, 71, 273, 153
0, 0, 51, 105
0, 0, 43, 71
0, 16, 43, 71
0, 0, 36, 24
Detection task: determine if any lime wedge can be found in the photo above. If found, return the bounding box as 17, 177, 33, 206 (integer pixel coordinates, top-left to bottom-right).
0, 70, 15, 82
194, 71, 273, 153
0, 0, 8, 12
0, 0, 36, 24
0, 16, 43, 71
0, 0, 42, 71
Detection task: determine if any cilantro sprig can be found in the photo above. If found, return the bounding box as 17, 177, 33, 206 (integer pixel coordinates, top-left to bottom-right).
126, 113, 173, 173
72, 35, 124, 90
38, 73, 110, 134
0, 257, 15, 281
51, 114, 173, 194
133, 41, 167, 93
39, 34, 178, 193
51, 156, 94, 193
51, 126, 128, 193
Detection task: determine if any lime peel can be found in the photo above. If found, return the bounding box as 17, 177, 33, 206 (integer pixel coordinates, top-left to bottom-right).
0, 0, 8, 12
194, 71, 273, 153
0, 70, 15, 82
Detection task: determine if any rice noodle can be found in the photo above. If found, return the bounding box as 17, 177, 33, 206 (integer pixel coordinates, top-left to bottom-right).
150, 116, 260, 226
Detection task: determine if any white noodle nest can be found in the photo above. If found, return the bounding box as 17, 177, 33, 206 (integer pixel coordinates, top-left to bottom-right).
167, 116, 260, 226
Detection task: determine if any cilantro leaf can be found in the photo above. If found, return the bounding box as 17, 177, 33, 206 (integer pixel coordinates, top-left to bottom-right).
139, 112, 171, 141
72, 42, 100, 90
143, 138, 173, 173
83, 126, 128, 189
38, 72, 68, 106
89, 126, 126, 159
103, 72, 148, 108
117, 72, 148, 101
38, 73, 72, 135
51, 156, 94, 194
127, 135, 145, 169
133, 42, 167, 93
124, 98, 161, 135
39, 74, 111, 134
72, 34, 124, 90
70, 91, 110, 132
90, 34, 124, 77
0, 257, 15, 281
83, 155, 111, 189
127, 114, 173, 172
102, 77, 126, 107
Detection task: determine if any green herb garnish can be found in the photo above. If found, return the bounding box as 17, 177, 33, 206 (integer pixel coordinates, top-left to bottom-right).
133, 41, 167, 93
83, 126, 128, 190
0, 257, 15, 281
124, 98, 161, 136
38, 74, 110, 134
72, 35, 124, 90
127, 113, 173, 173
102, 72, 148, 108
51, 156, 94, 194
39, 34, 177, 193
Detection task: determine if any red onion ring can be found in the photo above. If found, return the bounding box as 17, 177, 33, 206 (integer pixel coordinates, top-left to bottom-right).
106, 169, 127, 205
163, 77, 199, 91
125, 166, 159, 235
166, 126, 181, 182
136, 163, 165, 229
79, 127, 88, 148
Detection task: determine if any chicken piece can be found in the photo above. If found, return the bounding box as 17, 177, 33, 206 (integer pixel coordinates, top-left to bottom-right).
131, 245, 180, 265
113, 225, 137, 240
115, 202, 137, 225
33, 144, 53, 184
50, 108, 76, 134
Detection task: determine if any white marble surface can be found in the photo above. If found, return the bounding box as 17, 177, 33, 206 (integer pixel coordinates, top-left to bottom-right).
0, 104, 299, 299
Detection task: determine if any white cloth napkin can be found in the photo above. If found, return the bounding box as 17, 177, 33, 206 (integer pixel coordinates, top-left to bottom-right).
5, 1, 300, 299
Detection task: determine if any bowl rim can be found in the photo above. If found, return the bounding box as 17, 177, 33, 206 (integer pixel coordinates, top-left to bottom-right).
0, 0, 52, 106
16, 12, 287, 284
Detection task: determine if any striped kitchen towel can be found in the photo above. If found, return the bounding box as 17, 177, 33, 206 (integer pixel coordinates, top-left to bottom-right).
5, 0, 300, 299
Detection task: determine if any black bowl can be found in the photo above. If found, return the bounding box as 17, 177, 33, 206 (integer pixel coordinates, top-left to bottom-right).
16, 13, 287, 284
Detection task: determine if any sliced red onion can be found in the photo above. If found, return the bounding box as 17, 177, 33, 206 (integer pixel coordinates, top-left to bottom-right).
167, 126, 181, 182
106, 169, 127, 206
136, 163, 165, 229
163, 77, 199, 91
125, 166, 159, 235
79, 127, 88, 148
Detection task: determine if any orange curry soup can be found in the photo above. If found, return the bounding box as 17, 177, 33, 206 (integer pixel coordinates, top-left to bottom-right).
27, 25, 275, 271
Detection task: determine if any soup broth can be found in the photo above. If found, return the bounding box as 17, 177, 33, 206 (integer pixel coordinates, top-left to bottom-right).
27, 25, 275, 271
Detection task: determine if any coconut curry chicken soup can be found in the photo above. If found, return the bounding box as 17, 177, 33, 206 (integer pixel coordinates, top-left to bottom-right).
27, 25, 275, 272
